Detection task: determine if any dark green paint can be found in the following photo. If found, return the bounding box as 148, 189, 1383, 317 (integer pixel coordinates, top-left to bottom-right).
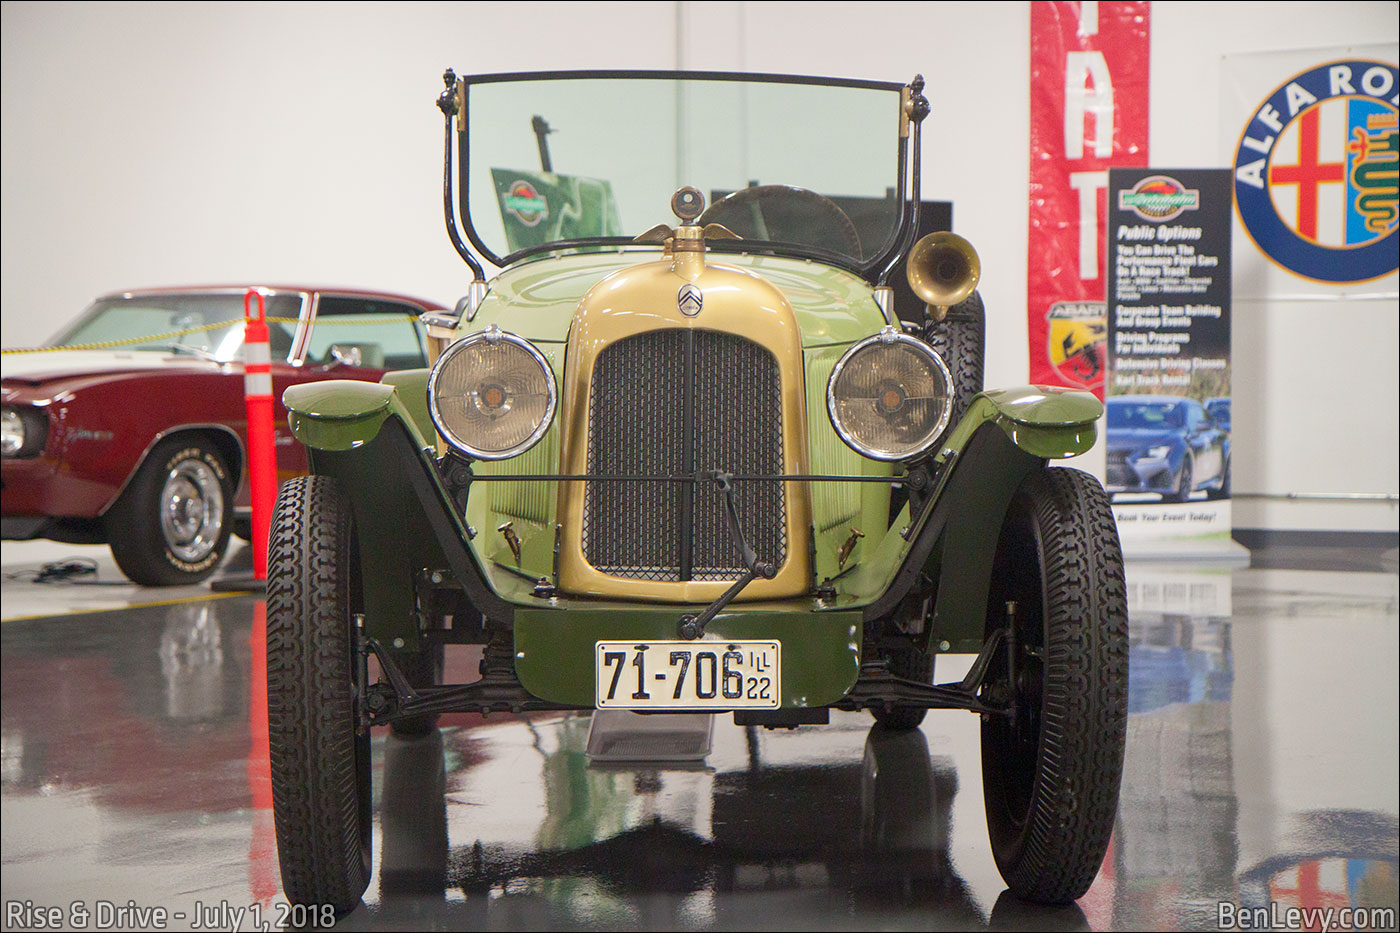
309, 431, 442, 651
379, 369, 434, 441
977, 386, 1102, 459
835, 386, 1098, 604
284, 380, 396, 450
285, 380, 442, 648
513, 607, 863, 708
285, 375, 441, 456
284, 379, 393, 419
939, 386, 1101, 463
922, 427, 1041, 651
981, 385, 1103, 425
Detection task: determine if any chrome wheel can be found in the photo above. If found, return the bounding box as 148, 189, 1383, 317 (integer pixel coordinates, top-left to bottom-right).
159, 457, 226, 562
107, 437, 234, 586
1165, 457, 1193, 504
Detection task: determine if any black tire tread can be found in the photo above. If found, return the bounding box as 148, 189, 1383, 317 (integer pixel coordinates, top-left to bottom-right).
983, 467, 1128, 904
267, 475, 371, 914
924, 290, 986, 438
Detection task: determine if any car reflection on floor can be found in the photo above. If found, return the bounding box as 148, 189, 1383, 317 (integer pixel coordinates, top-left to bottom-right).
355, 716, 1089, 932
0, 558, 1395, 931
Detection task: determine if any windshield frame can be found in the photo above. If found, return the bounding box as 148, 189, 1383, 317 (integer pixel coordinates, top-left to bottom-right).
448, 70, 920, 280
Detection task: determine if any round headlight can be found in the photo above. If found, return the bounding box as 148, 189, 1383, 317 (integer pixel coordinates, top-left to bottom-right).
2, 409, 25, 457
827, 326, 954, 461
428, 326, 556, 460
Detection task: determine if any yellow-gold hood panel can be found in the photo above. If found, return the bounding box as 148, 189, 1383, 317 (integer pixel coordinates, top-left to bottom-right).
466, 250, 885, 348
556, 245, 813, 602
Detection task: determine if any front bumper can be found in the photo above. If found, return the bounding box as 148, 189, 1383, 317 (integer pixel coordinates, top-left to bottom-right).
1105, 450, 1177, 493
513, 605, 862, 709
2, 456, 113, 524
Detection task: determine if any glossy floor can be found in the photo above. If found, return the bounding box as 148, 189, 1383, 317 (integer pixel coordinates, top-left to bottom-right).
1, 545, 1396, 931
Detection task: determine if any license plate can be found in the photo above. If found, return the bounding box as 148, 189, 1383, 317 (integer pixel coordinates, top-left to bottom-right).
595, 640, 780, 710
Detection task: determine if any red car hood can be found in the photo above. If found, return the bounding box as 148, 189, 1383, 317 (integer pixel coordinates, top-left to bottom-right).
1, 349, 223, 386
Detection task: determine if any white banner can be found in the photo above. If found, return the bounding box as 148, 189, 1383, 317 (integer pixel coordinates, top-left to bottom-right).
1222, 45, 1399, 298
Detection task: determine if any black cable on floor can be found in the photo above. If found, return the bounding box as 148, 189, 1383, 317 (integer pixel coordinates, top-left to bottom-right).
5, 557, 102, 584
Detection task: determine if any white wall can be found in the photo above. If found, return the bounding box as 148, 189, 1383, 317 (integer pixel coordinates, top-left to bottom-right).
0, 1, 676, 347
3, 1, 1396, 533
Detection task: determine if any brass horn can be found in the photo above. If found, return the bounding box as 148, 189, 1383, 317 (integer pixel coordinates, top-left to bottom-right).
906, 231, 981, 321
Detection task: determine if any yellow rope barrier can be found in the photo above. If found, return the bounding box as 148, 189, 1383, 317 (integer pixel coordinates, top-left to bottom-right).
0, 315, 419, 354
1, 320, 241, 354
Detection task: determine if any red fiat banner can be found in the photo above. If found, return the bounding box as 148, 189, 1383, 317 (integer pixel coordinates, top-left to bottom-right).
1029, 0, 1150, 397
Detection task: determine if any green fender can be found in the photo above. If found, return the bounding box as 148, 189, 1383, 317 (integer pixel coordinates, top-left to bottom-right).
845, 384, 1101, 599
280, 371, 472, 653
946, 385, 1102, 459
379, 369, 435, 440
845, 384, 1102, 654
283, 370, 434, 451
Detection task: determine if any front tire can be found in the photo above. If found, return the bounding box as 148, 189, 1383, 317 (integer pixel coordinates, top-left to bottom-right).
106, 437, 233, 586
923, 290, 985, 440
1206, 455, 1231, 500
266, 476, 372, 915
980, 468, 1128, 904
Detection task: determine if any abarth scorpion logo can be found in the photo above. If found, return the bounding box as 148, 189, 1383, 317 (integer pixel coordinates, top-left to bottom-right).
678, 283, 703, 316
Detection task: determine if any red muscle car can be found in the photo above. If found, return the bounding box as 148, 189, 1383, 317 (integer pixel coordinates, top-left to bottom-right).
2, 285, 446, 585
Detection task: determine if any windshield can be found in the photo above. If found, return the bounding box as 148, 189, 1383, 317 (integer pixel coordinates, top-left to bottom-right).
1107, 400, 1185, 430
48, 293, 303, 362
461, 73, 907, 268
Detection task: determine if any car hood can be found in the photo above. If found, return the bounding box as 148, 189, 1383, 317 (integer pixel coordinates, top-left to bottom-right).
473, 250, 884, 348
0, 349, 222, 385
1107, 427, 1181, 452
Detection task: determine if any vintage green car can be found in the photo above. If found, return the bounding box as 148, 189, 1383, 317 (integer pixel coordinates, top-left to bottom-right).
266, 70, 1127, 913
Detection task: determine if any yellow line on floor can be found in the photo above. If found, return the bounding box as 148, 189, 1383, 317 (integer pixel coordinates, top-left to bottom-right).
0, 589, 254, 623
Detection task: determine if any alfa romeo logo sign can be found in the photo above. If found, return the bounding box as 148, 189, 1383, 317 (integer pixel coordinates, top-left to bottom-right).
1232, 58, 1398, 284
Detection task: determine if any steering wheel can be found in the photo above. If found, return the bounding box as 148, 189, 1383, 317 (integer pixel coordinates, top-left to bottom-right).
697, 185, 863, 258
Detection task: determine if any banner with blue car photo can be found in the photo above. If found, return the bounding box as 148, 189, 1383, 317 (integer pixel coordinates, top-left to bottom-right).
1106, 168, 1234, 545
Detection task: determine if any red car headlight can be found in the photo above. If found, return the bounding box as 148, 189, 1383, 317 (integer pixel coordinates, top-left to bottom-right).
1, 406, 48, 458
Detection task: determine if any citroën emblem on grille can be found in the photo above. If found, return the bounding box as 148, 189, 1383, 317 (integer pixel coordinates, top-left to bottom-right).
677, 283, 703, 316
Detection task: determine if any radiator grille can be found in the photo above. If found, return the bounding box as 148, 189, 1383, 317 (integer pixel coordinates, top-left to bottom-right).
583, 329, 785, 581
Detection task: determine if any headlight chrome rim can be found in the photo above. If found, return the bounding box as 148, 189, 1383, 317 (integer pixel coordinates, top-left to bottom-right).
826, 326, 954, 462
427, 326, 557, 460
